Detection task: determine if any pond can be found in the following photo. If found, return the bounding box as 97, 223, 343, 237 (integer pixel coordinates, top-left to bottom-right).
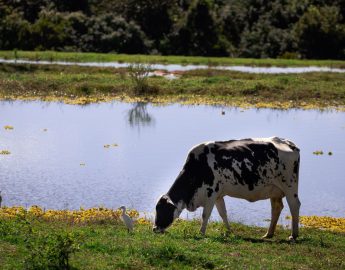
1, 58, 345, 74
0, 101, 344, 226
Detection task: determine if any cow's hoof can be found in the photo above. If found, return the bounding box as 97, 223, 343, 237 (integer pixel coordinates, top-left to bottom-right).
288, 235, 297, 242
262, 233, 273, 239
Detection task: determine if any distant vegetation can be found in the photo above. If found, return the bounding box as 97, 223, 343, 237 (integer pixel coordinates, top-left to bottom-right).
0, 63, 344, 109
0, 0, 344, 59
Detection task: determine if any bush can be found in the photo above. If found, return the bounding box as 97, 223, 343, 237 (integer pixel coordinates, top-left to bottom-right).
24, 231, 79, 270
128, 63, 152, 95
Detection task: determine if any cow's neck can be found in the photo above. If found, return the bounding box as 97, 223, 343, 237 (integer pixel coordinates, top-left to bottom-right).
167, 193, 186, 218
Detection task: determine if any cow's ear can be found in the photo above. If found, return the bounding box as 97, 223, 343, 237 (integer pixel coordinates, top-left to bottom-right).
162, 195, 175, 206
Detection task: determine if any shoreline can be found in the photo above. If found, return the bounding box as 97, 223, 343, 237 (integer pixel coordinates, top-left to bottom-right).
1, 94, 344, 111
1, 50, 345, 68
1, 58, 345, 74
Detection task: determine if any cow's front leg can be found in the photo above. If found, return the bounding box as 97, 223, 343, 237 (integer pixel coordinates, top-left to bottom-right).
215, 197, 231, 232
200, 203, 215, 235
263, 197, 284, 239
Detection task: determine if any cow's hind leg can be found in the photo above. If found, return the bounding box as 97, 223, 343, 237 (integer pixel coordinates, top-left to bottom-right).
263, 197, 284, 239
286, 194, 301, 240
215, 197, 231, 232
200, 203, 215, 235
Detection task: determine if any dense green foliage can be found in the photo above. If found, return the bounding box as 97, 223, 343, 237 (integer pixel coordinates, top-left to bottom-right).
0, 0, 344, 59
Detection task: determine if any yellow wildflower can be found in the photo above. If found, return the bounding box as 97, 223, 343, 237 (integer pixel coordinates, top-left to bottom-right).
300, 216, 345, 233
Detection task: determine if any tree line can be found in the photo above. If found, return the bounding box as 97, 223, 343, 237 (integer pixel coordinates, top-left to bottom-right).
0, 0, 344, 59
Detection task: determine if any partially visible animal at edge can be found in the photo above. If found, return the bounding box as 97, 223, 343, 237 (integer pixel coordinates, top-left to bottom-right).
0, 191, 2, 208
153, 137, 301, 241
119, 206, 134, 233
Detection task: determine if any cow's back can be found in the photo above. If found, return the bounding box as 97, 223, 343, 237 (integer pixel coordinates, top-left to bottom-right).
209, 137, 300, 200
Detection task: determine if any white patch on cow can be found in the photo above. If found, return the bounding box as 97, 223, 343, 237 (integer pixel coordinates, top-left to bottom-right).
231, 159, 242, 177
244, 158, 253, 171
174, 201, 185, 219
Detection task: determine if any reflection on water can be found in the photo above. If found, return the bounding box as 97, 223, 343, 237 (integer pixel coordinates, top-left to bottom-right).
0, 101, 344, 226
127, 102, 154, 128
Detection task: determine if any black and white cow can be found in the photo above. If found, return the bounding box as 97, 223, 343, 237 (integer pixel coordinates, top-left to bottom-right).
153, 137, 301, 240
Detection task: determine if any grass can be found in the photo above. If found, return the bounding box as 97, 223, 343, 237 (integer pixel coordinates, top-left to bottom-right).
0, 63, 344, 109
0, 213, 344, 270
1, 50, 345, 68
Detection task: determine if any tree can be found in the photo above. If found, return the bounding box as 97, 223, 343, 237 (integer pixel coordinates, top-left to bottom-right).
294, 5, 345, 59
168, 0, 230, 56
81, 14, 151, 53
31, 9, 70, 50
0, 12, 31, 49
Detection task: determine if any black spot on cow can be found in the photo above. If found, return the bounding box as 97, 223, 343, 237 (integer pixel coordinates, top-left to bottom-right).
155, 196, 177, 229
292, 157, 300, 183
207, 188, 213, 197
215, 182, 220, 192
203, 146, 209, 154
167, 146, 215, 207
213, 140, 279, 191
294, 194, 298, 198
262, 169, 267, 177
288, 144, 300, 152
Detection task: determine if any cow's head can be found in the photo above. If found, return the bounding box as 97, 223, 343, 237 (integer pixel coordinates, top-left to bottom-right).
153, 195, 177, 233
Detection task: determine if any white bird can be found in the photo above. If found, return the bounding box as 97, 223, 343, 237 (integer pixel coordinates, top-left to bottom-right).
119, 206, 133, 233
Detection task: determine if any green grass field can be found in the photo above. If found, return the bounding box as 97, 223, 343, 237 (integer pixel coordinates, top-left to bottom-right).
1, 50, 345, 68
1, 216, 344, 270
0, 63, 344, 109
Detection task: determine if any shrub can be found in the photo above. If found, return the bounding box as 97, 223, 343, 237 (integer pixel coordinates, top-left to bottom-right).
127, 63, 152, 95
24, 231, 79, 270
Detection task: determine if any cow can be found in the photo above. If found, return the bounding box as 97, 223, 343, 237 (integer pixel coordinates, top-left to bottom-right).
153, 137, 301, 240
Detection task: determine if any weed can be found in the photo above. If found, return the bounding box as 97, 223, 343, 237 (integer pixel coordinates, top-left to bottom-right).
13, 49, 18, 60
24, 230, 79, 270
75, 83, 93, 96
128, 63, 152, 95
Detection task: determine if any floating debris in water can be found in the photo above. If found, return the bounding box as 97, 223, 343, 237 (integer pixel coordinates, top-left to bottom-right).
328, 151, 333, 156
313, 150, 324, 155
221, 111, 225, 115
43, 128, 48, 132
104, 143, 118, 148
0, 150, 11, 155
4, 125, 13, 130
80, 163, 85, 166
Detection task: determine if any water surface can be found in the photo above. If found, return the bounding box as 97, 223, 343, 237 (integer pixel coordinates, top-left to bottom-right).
1, 58, 345, 74
1, 101, 344, 226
